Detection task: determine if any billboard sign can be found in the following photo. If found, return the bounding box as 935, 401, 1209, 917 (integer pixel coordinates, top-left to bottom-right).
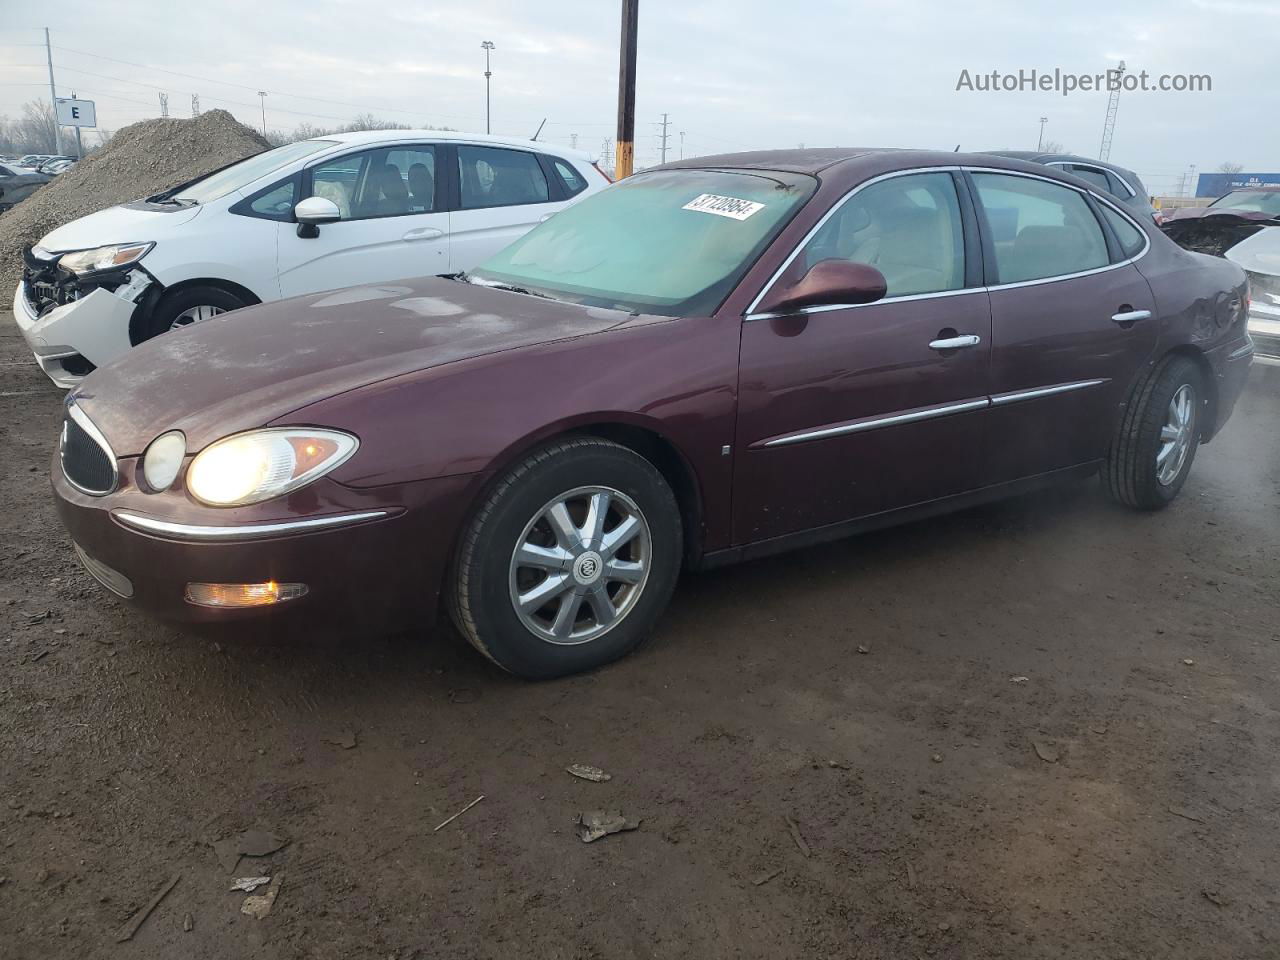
1196, 172, 1280, 198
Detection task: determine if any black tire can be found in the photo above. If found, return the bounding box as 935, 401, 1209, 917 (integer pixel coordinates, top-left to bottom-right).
450, 437, 683, 679
137, 285, 247, 343
1104, 354, 1205, 510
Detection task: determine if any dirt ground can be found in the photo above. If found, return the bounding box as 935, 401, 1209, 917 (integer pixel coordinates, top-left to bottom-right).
2, 311, 1278, 960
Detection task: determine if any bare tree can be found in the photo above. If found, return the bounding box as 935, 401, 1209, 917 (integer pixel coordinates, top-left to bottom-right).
1218, 161, 1244, 174
1040, 139, 1067, 154
15, 101, 58, 154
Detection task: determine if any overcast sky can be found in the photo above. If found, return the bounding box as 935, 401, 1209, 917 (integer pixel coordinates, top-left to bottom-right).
2, 0, 1277, 193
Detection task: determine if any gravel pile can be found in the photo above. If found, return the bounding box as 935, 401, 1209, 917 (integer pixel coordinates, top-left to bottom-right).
0, 109, 269, 292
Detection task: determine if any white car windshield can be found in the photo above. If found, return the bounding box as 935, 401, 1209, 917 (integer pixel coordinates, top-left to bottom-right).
163, 139, 337, 205
470, 168, 816, 316
1210, 190, 1280, 216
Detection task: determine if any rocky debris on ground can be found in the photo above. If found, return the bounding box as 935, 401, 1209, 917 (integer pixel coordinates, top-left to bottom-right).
0, 110, 268, 292
575, 810, 640, 843
241, 873, 283, 920
566, 763, 612, 782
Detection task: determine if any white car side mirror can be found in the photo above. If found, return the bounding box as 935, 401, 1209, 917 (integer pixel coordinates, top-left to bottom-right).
294, 196, 342, 225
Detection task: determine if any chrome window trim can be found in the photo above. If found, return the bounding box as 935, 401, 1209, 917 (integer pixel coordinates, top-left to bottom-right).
757, 379, 1109, 449
744, 165, 1151, 321
1045, 160, 1138, 198
62, 401, 119, 496
990, 379, 1108, 405
112, 509, 390, 541
758, 397, 990, 448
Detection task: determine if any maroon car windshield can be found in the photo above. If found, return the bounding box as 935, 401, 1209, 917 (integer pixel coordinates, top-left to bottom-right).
469, 168, 816, 316
1209, 190, 1280, 216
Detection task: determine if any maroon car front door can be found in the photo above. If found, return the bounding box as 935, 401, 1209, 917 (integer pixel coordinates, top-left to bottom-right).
732, 170, 992, 545
968, 171, 1159, 484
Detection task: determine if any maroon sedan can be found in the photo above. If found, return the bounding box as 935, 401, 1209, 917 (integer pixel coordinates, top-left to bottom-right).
53, 149, 1253, 678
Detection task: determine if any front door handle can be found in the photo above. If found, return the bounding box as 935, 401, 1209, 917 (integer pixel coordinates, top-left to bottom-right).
403, 227, 444, 241
928, 334, 982, 351
1111, 309, 1152, 325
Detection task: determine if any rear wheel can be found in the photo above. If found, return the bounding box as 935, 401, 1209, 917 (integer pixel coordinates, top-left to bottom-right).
450, 437, 682, 679
138, 285, 247, 343
1105, 354, 1205, 510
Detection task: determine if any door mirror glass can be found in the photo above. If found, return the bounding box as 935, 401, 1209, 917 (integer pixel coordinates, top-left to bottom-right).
757, 259, 887, 314
294, 196, 343, 225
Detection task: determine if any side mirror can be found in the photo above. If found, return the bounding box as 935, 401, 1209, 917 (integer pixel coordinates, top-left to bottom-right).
756, 259, 888, 315
293, 196, 342, 238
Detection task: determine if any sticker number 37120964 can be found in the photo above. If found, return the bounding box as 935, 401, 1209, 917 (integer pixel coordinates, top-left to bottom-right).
682, 193, 766, 221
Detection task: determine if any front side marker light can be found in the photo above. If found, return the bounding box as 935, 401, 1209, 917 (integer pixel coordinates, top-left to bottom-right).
185, 581, 308, 608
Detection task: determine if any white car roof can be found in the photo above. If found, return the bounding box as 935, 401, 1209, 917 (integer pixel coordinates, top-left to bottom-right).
310, 129, 595, 163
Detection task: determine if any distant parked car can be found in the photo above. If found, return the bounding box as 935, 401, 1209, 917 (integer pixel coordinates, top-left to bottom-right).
15, 130, 610, 387
36, 156, 75, 175
983, 152, 1161, 225
51, 149, 1251, 678
0, 162, 50, 212
18, 155, 56, 169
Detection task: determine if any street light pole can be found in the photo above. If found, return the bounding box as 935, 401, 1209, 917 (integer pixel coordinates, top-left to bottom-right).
257, 91, 268, 138
481, 41, 495, 134
615, 0, 639, 179
1037, 116, 1048, 151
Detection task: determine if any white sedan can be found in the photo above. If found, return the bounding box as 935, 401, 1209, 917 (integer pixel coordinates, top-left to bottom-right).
15, 130, 609, 387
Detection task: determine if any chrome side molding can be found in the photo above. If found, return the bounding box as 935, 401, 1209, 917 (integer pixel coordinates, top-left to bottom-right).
112, 510, 390, 541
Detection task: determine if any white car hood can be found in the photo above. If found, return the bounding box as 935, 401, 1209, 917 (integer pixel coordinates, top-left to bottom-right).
1225, 225, 1280, 277
38, 202, 204, 253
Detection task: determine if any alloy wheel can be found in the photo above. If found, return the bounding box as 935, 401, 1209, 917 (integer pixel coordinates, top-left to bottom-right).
1157, 383, 1196, 486
170, 304, 226, 330
508, 485, 652, 645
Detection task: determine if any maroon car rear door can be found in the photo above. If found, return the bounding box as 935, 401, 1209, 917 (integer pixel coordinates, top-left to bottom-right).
733, 169, 992, 545
967, 170, 1159, 485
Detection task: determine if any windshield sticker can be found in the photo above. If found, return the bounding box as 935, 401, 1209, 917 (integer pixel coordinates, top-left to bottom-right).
682, 193, 766, 221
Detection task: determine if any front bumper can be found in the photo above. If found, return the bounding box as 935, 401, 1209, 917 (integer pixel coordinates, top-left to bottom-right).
1246, 299, 1280, 358
52, 452, 478, 635
14, 280, 140, 388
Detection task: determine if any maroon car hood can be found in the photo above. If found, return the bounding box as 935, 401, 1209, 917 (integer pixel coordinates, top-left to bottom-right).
71, 277, 648, 455
1161, 209, 1280, 258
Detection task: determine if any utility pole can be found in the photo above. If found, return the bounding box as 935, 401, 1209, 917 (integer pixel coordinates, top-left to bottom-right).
1037, 116, 1048, 151
257, 91, 267, 136
658, 113, 670, 165
158, 92, 169, 117
1098, 60, 1125, 161
192, 94, 200, 117
679, 130, 685, 160
615, 0, 639, 179
481, 41, 495, 134
570, 133, 578, 150
44, 27, 61, 154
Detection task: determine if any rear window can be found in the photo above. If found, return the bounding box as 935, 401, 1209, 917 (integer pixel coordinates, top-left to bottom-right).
554, 159, 588, 197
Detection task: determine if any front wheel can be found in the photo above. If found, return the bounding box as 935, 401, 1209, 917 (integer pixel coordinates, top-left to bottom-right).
1105, 354, 1205, 510
137, 285, 247, 343
449, 437, 683, 679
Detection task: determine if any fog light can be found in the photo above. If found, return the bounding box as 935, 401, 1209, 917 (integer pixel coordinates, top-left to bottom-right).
184, 581, 308, 608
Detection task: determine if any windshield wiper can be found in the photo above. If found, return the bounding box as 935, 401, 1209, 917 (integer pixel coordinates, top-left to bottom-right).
465, 275, 553, 299
150, 197, 196, 207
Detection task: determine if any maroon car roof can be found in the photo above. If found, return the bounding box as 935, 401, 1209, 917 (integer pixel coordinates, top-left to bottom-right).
657, 148, 1050, 181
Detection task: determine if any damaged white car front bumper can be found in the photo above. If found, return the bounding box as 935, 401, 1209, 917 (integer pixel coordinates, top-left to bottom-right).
13, 270, 151, 388
1226, 228, 1280, 358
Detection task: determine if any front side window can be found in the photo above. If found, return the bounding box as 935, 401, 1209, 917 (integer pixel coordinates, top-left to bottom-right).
471, 168, 815, 316
307, 145, 437, 220
246, 179, 297, 219
794, 171, 965, 298
972, 173, 1109, 284
458, 145, 550, 209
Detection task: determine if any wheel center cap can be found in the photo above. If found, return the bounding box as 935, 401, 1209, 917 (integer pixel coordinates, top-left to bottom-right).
573, 551, 603, 585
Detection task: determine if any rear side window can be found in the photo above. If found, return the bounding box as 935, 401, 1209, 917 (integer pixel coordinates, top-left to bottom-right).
1065, 164, 1112, 192
458, 145, 550, 209
1099, 204, 1147, 259
553, 159, 588, 197
972, 173, 1109, 284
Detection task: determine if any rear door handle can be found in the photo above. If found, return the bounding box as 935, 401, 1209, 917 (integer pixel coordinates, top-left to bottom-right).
1111, 309, 1151, 325
403, 227, 444, 241
928, 334, 982, 351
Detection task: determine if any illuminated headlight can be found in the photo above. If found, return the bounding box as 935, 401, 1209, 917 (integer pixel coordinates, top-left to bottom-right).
57, 242, 153, 275
186, 428, 358, 507
141, 430, 186, 491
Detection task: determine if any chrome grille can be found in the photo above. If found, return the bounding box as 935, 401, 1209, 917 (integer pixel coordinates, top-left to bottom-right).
60, 405, 117, 495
